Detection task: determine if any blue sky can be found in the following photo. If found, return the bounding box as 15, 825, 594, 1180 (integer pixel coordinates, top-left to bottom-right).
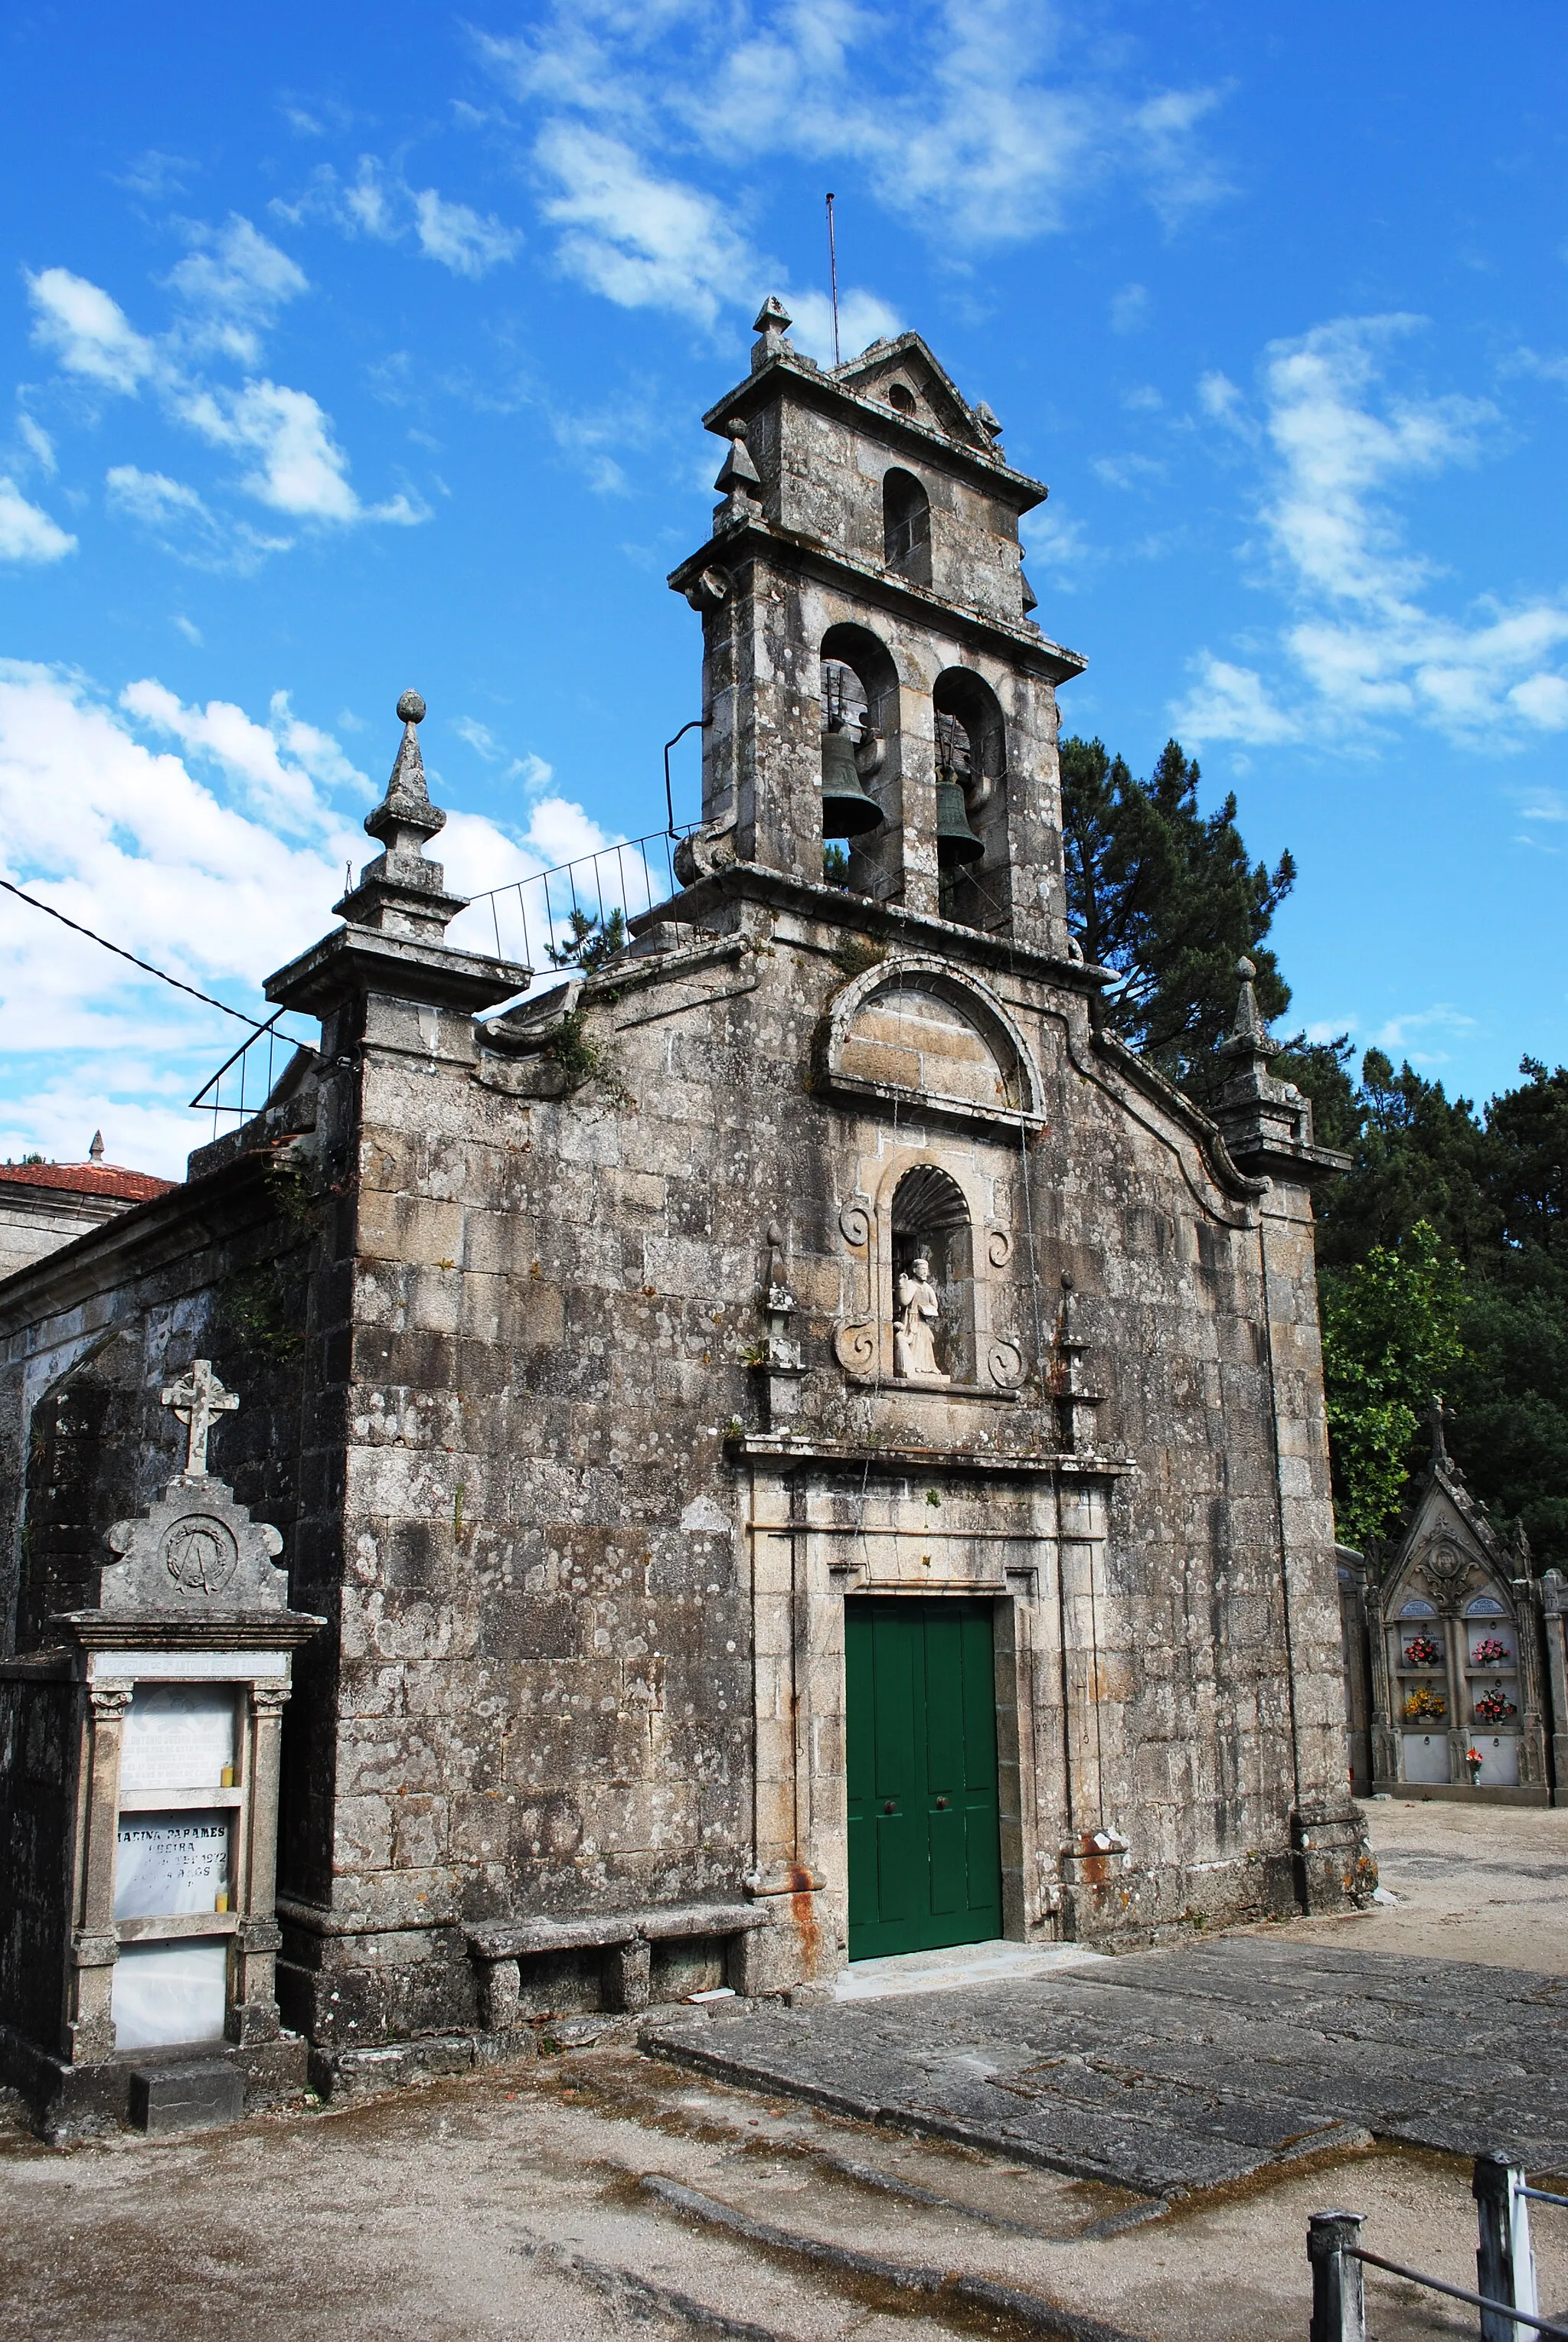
1, 1, 1563, 1177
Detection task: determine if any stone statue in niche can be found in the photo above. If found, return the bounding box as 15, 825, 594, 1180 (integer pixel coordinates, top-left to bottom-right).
894, 1254, 949, 1385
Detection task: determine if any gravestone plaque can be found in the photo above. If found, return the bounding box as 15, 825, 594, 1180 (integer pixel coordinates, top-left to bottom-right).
115, 1814, 230, 1919
113, 1942, 227, 2053
120, 1684, 234, 1793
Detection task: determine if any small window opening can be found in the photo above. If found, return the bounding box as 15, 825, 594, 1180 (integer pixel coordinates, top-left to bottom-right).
887, 383, 916, 414
882, 468, 931, 585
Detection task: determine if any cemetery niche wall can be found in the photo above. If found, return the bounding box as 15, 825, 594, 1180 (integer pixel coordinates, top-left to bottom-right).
1, 305, 1377, 2121
0, 1360, 321, 2138
1341, 1404, 1556, 1805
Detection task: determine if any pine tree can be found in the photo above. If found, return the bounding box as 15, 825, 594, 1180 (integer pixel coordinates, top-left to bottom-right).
1059, 736, 1295, 1102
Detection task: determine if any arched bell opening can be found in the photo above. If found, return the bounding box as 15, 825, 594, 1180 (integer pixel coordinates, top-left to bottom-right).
932, 668, 1008, 936
883, 468, 932, 587
820, 623, 903, 903
890, 1163, 974, 1386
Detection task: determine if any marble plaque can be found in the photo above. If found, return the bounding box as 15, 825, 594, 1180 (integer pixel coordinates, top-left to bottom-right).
115, 1813, 231, 1919
1402, 1731, 1451, 1785
113, 1939, 227, 2052
120, 1684, 235, 1792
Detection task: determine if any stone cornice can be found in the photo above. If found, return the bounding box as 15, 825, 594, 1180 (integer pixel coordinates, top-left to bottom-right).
668, 516, 1085, 685
266, 922, 530, 1020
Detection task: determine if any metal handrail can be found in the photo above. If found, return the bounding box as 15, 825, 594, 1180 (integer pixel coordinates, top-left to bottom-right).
189, 1010, 318, 1140
459, 823, 697, 971
1347, 2246, 1568, 2337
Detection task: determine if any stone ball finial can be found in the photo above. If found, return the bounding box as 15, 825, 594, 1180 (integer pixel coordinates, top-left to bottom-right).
1060, 1271, 1075, 1292
397, 691, 426, 726
1236, 956, 1256, 980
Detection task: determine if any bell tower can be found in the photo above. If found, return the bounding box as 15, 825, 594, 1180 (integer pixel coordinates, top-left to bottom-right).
668, 299, 1086, 953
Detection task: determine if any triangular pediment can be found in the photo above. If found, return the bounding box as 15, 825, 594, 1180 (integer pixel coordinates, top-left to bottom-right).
835, 333, 991, 451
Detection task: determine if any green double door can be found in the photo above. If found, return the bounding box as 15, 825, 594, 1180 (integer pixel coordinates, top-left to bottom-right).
845, 1599, 1003, 1960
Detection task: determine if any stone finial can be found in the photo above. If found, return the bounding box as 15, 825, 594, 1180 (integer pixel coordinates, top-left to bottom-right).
88, 1129, 104, 1161
752, 294, 794, 371
1428, 1392, 1452, 1472
335, 691, 468, 943
368, 690, 445, 857
713, 418, 761, 496
1228, 955, 1267, 1051
974, 400, 1003, 443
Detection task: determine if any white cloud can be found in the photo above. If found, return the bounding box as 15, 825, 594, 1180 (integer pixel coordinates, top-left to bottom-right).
26, 266, 157, 393
455, 716, 506, 761
1171, 652, 1300, 746
1110, 283, 1148, 335
166, 214, 309, 361
173, 615, 203, 646
785, 286, 903, 367
178, 377, 423, 525
119, 677, 358, 834
482, 0, 1227, 313
1181, 316, 1568, 747
16, 414, 57, 474
413, 188, 522, 277
105, 463, 293, 571
0, 478, 77, 563
28, 251, 420, 539
1021, 504, 1091, 585
534, 122, 753, 327
278, 160, 521, 278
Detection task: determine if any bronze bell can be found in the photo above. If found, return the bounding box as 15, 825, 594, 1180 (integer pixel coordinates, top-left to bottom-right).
935, 773, 985, 865
821, 716, 884, 838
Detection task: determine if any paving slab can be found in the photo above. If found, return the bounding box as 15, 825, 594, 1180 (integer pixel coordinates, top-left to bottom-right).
642, 1936, 1568, 2197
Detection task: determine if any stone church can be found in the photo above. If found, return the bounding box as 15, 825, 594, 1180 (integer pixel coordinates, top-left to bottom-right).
0, 302, 1371, 2121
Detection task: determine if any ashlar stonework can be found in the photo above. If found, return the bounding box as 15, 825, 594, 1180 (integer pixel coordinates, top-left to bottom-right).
0, 305, 1372, 2111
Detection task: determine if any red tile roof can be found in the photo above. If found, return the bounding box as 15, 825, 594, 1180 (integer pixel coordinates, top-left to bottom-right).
0, 1161, 176, 1203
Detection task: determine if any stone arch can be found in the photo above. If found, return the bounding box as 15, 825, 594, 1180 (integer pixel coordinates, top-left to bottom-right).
882, 467, 931, 586
820, 621, 903, 903
819, 954, 1041, 1132
933, 666, 1008, 933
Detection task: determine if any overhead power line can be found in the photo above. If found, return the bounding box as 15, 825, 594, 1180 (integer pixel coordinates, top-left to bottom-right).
0, 877, 269, 1031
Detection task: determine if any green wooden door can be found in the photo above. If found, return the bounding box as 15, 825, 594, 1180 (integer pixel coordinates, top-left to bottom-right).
844, 1599, 1003, 1960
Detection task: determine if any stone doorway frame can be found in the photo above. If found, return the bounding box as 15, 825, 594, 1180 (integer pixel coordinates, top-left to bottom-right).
733, 1436, 1125, 1975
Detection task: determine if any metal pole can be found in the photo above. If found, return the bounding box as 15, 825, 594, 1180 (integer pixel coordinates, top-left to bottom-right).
1308, 2212, 1367, 2342
826, 191, 840, 368
1475, 2154, 1540, 2342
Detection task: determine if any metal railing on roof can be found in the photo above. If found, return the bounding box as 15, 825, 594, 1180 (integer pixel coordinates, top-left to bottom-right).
189, 1010, 318, 1141
454, 824, 697, 972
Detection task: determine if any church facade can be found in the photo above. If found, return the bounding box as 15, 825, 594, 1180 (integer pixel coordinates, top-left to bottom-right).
0, 306, 1371, 2111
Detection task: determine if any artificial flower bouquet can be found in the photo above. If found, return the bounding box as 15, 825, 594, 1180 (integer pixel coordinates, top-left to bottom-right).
1472, 1636, 1510, 1667
1473, 1688, 1516, 1726
1403, 1686, 1446, 1722
1403, 1635, 1443, 1667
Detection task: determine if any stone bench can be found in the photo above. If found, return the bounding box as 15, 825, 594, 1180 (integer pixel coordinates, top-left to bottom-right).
467, 1900, 768, 2024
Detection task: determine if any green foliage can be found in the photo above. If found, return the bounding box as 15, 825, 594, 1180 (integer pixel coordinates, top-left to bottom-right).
547, 1008, 617, 1093
544, 905, 628, 971
1058, 736, 1296, 1103
823, 844, 851, 888
1320, 1222, 1465, 1550
221, 1265, 305, 1362
1303, 1050, 1568, 1560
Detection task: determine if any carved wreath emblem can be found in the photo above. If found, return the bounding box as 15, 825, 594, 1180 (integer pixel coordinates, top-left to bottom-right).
164, 1516, 240, 1596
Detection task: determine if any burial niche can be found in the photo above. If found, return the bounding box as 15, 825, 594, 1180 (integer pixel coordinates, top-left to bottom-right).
890, 1164, 973, 1386
820, 625, 900, 899
882, 468, 932, 586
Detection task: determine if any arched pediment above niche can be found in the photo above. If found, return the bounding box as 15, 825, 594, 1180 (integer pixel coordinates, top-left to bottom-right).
818, 955, 1041, 1133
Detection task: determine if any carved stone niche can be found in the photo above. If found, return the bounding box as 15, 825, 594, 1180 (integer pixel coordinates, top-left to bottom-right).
0, 1360, 322, 2141
835, 1155, 1027, 1396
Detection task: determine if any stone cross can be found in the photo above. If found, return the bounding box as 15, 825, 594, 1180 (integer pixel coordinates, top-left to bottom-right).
161, 1358, 238, 1478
